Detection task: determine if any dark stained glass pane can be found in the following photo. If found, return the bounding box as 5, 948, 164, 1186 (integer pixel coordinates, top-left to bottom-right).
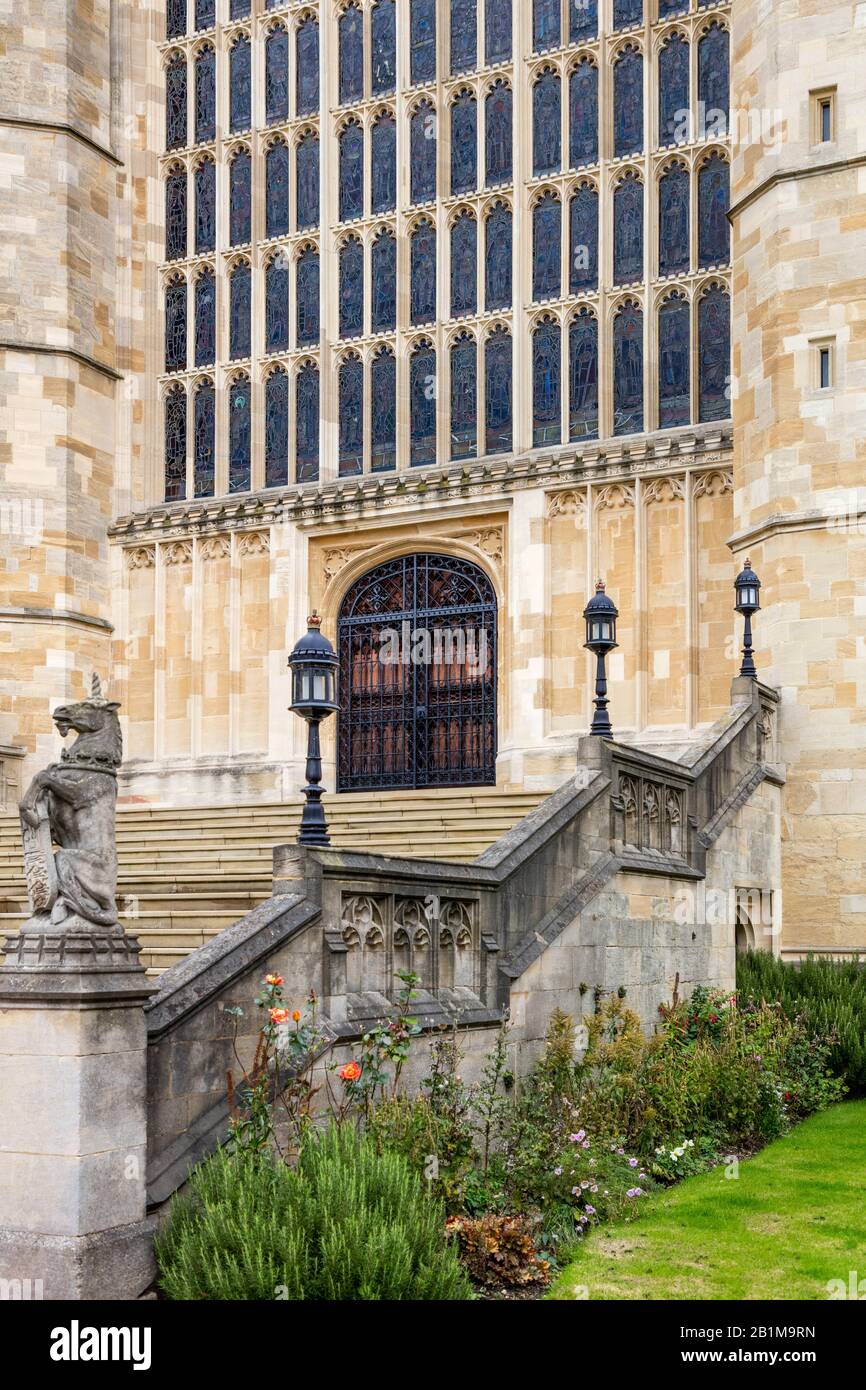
230, 36, 251, 133
698, 23, 730, 133
339, 356, 364, 475
450, 0, 476, 75
659, 0, 687, 14
194, 269, 215, 366
613, 301, 644, 436
194, 157, 215, 253
450, 212, 477, 318
194, 382, 215, 496
230, 0, 250, 17
411, 101, 437, 204
296, 248, 320, 346
533, 318, 561, 447
167, 0, 186, 40
570, 0, 598, 42
266, 259, 289, 353
659, 164, 690, 276
339, 120, 364, 221
296, 18, 320, 116
486, 0, 511, 65
613, 175, 643, 284
164, 387, 186, 501
165, 168, 187, 261
166, 56, 187, 151
229, 376, 251, 492
570, 185, 598, 294
339, 4, 364, 105
699, 286, 730, 422
485, 327, 512, 455
265, 368, 289, 487
229, 151, 252, 245
411, 0, 437, 85
659, 35, 689, 148
372, 0, 397, 95
410, 344, 437, 465
533, 0, 560, 53
569, 310, 599, 440
451, 91, 477, 196
410, 219, 436, 324
165, 280, 187, 372
534, 70, 561, 176
614, 0, 642, 28
658, 294, 690, 428
371, 230, 397, 333
613, 47, 643, 158
372, 114, 397, 213
296, 132, 319, 229
533, 193, 561, 301
698, 154, 730, 267
266, 139, 289, 237
371, 350, 396, 470
195, 0, 214, 30
485, 203, 512, 311
195, 47, 216, 143
296, 364, 319, 481
451, 336, 477, 460
266, 26, 289, 125
339, 236, 364, 338
569, 60, 598, 168
485, 82, 512, 186
229, 262, 251, 359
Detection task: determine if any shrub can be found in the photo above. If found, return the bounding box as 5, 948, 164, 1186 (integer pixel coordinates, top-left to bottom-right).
156, 1125, 472, 1301
446, 1214, 550, 1293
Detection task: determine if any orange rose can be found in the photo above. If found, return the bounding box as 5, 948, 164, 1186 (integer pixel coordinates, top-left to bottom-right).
269, 1007, 290, 1025
339, 1060, 362, 1083
292, 1009, 301, 1022
265, 974, 284, 987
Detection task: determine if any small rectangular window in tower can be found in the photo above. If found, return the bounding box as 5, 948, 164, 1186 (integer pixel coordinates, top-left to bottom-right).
819, 347, 831, 389
811, 337, 835, 390
811, 87, 836, 144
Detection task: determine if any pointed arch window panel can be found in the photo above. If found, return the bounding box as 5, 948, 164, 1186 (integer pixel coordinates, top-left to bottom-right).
570, 60, 599, 168
265, 26, 289, 126
195, 46, 216, 144
699, 286, 731, 423
164, 279, 187, 373
570, 0, 598, 43
339, 4, 364, 105
296, 247, 320, 346
485, 203, 512, 311
265, 257, 289, 354
371, 114, 397, 214
296, 18, 320, 116
613, 300, 644, 436
533, 0, 560, 54
296, 363, 320, 482
698, 23, 730, 134
485, 82, 513, 186
658, 293, 690, 429
485, 327, 512, 456
339, 120, 364, 222
486, 0, 511, 65
229, 36, 251, 133
411, 220, 437, 326
570, 185, 598, 294
166, 56, 187, 151
450, 212, 477, 319
569, 310, 599, 442
614, 175, 643, 286
533, 194, 562, 302
450, 334, 477, 460
229, 376, 252, 493
410, 342, 437, 466
165, 167, 187, 261
533, 317, 561, 447
265, 368, 289, 488
195, 0, 214, 30
410, 0, 437, 86
533, 70, 561, 178
451, 91, 477, 197
659, 34, 689, 147
266, 139, 289, 238
167, 0, 186, 41
164, 386, 187, 502
659, 164, 690, 277
339, 237, 364, 340
229, 262, 251, 360
296, 132, 319, 229
450, 0, 477, 76
614, 0, 642, 28
194, 157, 215, 254
698, 155, 730, 267
339, 355, 364, 476
371, 229, 397, 333
411, 101, 437, 205
194, 380, 215, 496
613, 47, 643, 159
372, 0, 397, 96
229, 150, 251, 245
371, 348, 397, 471
194, 269, 215, 366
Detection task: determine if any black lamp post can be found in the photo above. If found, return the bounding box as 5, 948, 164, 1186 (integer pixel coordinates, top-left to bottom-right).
734, 558, 761, 680
288, 612, 339, 846
583, 579, 619, 737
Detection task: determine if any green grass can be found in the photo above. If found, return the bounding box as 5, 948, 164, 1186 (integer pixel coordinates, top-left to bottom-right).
549, 1102, 866, 1301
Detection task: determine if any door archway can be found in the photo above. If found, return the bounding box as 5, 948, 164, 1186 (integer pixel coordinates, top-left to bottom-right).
337, 552, 497, 791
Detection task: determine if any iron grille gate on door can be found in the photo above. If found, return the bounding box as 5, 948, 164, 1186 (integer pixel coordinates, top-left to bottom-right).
337, 553, 497, 791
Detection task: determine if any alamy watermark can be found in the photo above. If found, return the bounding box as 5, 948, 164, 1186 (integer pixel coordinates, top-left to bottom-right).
378, 621, 489, 677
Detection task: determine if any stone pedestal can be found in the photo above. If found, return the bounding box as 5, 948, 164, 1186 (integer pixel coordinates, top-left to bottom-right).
0, 922, 156, 1300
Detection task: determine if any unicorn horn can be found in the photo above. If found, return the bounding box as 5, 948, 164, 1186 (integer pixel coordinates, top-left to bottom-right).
91, 672, 103, 700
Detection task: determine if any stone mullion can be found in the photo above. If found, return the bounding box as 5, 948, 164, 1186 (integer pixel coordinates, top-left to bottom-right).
641, 14, 651, 444
320, 5, 340, 482
513, 2, 532, 456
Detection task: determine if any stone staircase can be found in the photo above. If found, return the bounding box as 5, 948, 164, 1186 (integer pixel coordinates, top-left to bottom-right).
0, 789, 544, 975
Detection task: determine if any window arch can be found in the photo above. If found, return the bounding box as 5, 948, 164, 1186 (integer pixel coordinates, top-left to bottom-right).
265, 254, 289, 354
485, 81, 513, 186
485, 326, 512, 455
569, 59, 598, 168
451, 211, 477, 318
411, 0, 437, 85
371, 112, 397, 213
265, 367, 289, 487
296, 16, 319, 116
533, 0, 559, 53
229, 374, 251, 492
296, 130, 319, 229
614, 0, 642, 28
659, 33, 689, 148
194, 156, 215, 253
339, 235, 364, 339
229, 34, 251, 132
195, 0, 214, 29
339, 354, 364, 476
410, 340, 437, 465
533, 69, 561, 177
164, 385, 187, 501
229, 148, 252, 245
411, 219, 437, 325
371, 0, 397, 95
698, 284, 731, 422
164, 275, 187, 373
265, 24, 289, 125
698, 153, 730, 267
167, 0, 186, 41
339, 3, 364, 105
451, 90, 477, 196
658, 291, 690, 428
451, 0, 477, 75
296, 362, 320, 481
533, 315, 561, 447
613, 299, 644, 436
698, 22, 730, 134
411, 100, 437, 204
659, 162, 690, 276
165, 165, 187, 261
486, 0, 511, 65
194, 267, 215, 366
193, 378, 215, 496
194, 45, 216, 143
570, 0, 598, 42
339, 119, 364, 221
613, 46, 643, 158
371, 228, 397, 332
371, 347, 397, 471
451, 332, 477, 460
485, 201, 512, 311
296, 245, 320, 346
570, 183, 598, 293
533, 192, 561, 301
569, 309, 599, 441
265, 137, 289, 238
229, 260, 251, 359
613, 173, 643, 285
165, 54, 187, 150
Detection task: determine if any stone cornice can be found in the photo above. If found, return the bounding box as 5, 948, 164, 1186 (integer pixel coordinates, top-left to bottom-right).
727, 508, 844, 552
0, 339, 123, 382
728, 151, 866, 222
0, 116, 123, 167
0, 606, 114, 633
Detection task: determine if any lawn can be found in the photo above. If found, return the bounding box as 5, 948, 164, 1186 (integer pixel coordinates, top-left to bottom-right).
549, 1101, 866, 1301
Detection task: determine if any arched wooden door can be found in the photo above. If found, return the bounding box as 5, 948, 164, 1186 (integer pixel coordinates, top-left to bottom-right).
337, 553, 497, 791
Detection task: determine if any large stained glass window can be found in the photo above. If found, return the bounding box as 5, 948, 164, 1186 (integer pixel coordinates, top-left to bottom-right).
265, 255, 289, 353
410, 340, 437, 465
296, 131, 319, 229
485, 81, 513, 186
410, 0, 436, 85
659, 163, 690, 277
266, 138, 289, 238
339, 4, 364, 104
450, 333, 477, 460
265, 25, 289, 126
450, 0, 477, 75
698, 154, 730, 267
371, 229, 397, 332
339, 236, 364, 339
533, 316, 561, 447
485, 327, 512, 455
164, 386, 186, 501
230, 0, 250, 18
164, 277, 187, 372
166, 55, 187, 150
614, 0, 642, 28
296, 17, 319, 116
659, 0, 687, 14
451, 91, 477, 196
569, 309, 599, 441
570, 184, 598, 294
371, 0, 397, 95
658, 292, 690, 428
339, 119, 364, 221
699, 285, 731, 422
485, 202, 512, 311
229, 375, 251, 492
167, 0, 186, 41
195, 0, 214, 30
486, 0, 511, 65
296, 363, 320, 481
371, 113, 397, 214
698, 23, 730, 134
450, 211, 477, 318
194, 268, 215, 366
533, 0, 560, 53
533, 193, 561, 301
265, 367, 289, 487
569, 60, 598, 168
659, 34, 689, 147
296, 247, 320, 346
229, 149, 251, 245
371, 348, 397, 471
613, 300, 644, 436
613, 174, 643, 285
411, 100, 437, 204
570, 0, 597, 42
165, 166, 187, 261
194, 379, 215, 496
194, 156, 215, 253
410, 218, 437, 325
534, 70, 561, 177
229, 35, 251, 132
229, 261, 251, 359
339, 354, 364, 475
194, 46, 216, 143
613, 47, 643, 158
